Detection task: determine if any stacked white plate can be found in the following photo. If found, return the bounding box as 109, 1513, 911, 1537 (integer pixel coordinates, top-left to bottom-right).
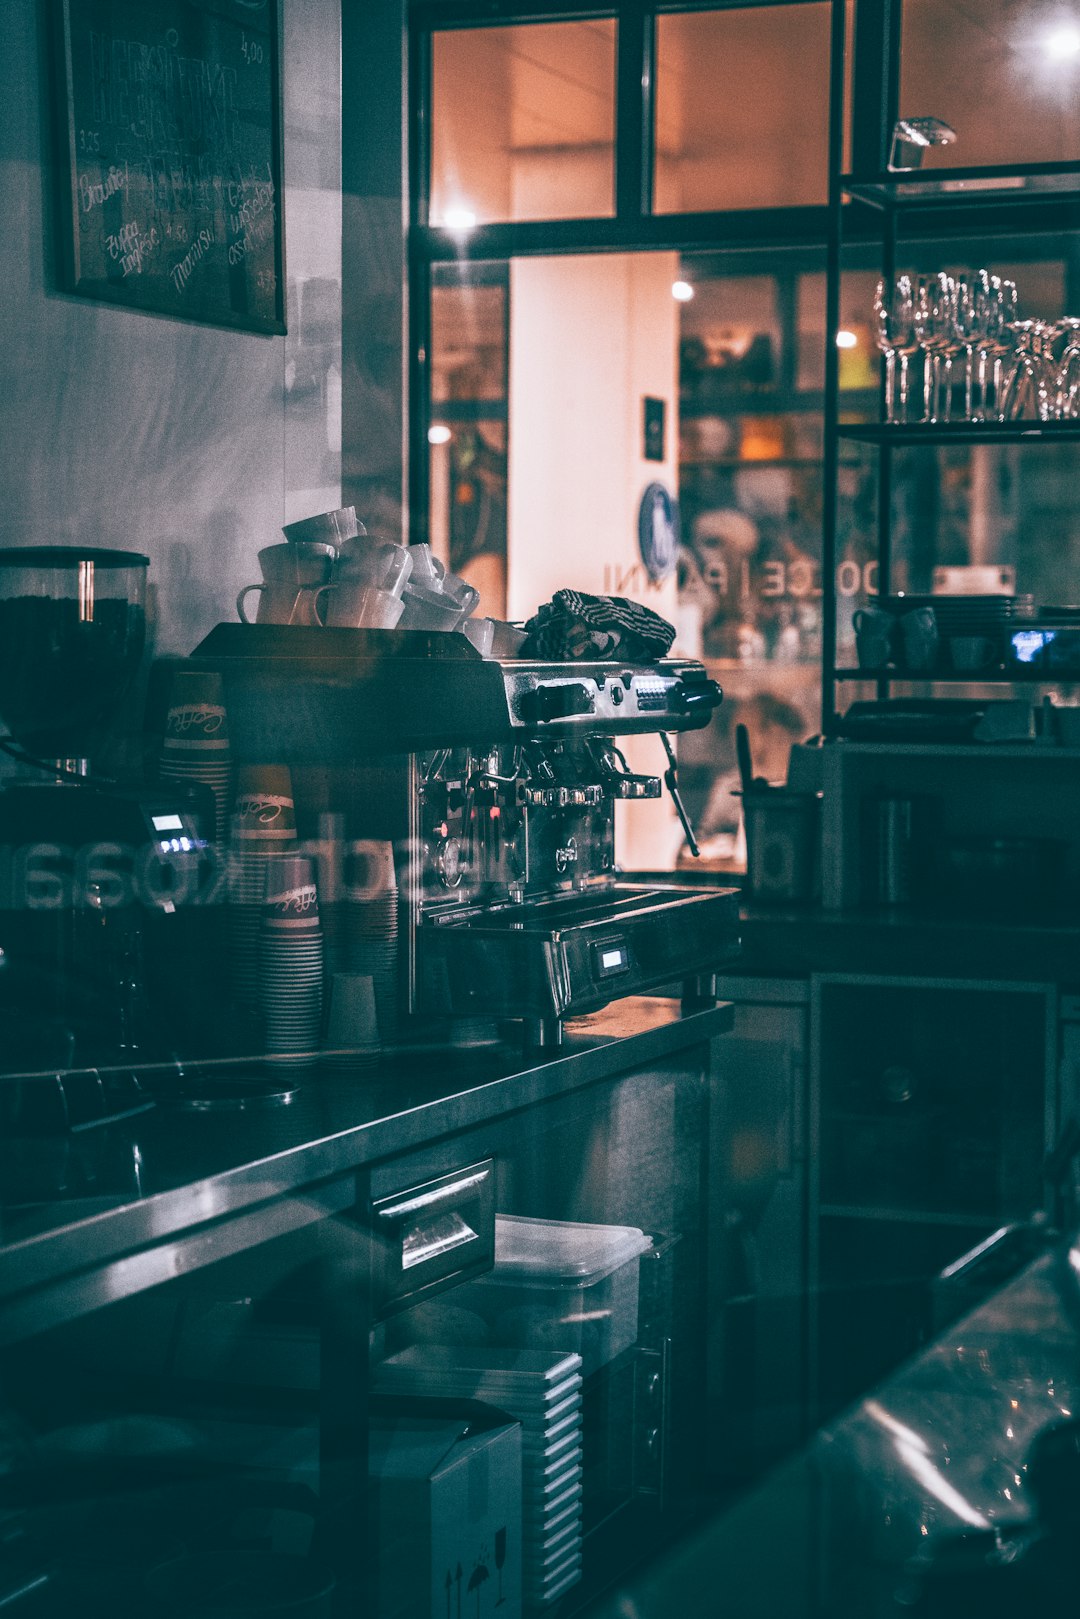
375, 1346, 583, 1608
259, 855, 323, 1071
157, 668, 234, 844
343, 842, 399, 1045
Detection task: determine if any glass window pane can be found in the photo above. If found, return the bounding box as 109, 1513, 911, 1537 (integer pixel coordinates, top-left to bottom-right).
797, 270, 881, 393
429, 269, 509, 615
431, 276, 507, 405
431, 21, 616, 225
654, 5, 831, 213
900, 0, 1080, 168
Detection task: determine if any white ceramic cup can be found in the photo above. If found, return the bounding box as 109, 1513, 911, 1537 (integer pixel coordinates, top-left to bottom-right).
335, 539, 413, 597
323, 583, 405, 629
399, 580, 466, 631
237, 583, 328, 626
407, 543, 445, 587
258, 542, 334, 587
461, 617, 495, 656
282, 507, 359, 547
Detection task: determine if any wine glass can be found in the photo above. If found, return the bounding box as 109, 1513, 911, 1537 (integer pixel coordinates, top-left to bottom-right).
979, 275, 1016, 420
1054, 317, 1080, 418
952, 276, 985, 421
914, 272, 957, 423
873, 274, 919, 422
999, 320, 1055, 421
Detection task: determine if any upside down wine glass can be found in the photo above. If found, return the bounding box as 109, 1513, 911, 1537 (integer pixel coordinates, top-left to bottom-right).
915, 273, 957, 423
873, 274, 919, 422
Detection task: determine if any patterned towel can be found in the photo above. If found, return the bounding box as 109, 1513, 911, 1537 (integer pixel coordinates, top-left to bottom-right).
521, 590, 676, 662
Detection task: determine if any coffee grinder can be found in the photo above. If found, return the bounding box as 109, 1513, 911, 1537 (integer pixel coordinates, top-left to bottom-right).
0, 547, 206, 1126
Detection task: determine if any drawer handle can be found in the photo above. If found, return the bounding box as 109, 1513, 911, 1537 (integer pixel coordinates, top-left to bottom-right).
377, 1168, 490, 1222
402, 1211, 481, 1270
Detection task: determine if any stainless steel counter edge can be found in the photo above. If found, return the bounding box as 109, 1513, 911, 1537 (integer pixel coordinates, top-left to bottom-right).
0, 998, 733, 1340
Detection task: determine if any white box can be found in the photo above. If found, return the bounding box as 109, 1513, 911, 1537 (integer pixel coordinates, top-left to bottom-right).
370, 1412, 522, 1619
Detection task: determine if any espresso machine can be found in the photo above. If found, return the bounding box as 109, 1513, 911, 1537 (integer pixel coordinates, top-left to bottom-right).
192, 625, 740, 1047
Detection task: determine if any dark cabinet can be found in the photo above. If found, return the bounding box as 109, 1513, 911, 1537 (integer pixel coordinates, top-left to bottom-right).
708, 978, 810, 1483
811, 973, 1057, 1419
0, 1034, 716, 1619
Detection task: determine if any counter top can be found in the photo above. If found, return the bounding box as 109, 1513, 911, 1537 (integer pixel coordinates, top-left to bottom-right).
737, 902, 1080, 982
0, 997, 731, 1345
636, 867, 1080, 983
593, 1228, 1080, 1617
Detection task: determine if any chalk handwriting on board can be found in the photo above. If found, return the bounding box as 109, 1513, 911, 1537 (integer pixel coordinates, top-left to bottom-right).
55, 0, 285, 334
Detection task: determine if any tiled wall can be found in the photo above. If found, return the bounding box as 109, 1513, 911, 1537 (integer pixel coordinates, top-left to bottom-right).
0, 0, 348, 659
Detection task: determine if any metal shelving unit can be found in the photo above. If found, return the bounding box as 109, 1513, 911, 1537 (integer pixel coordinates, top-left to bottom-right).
820, 0, 1080, 736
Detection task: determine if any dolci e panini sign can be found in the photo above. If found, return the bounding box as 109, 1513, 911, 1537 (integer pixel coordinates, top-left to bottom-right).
53, 0, 286, 333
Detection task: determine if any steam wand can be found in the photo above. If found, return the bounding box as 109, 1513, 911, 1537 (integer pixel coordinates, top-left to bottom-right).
660, 732, 700, 859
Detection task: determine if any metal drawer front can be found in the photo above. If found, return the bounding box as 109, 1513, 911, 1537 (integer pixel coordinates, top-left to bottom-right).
370, 1158, 495, 1318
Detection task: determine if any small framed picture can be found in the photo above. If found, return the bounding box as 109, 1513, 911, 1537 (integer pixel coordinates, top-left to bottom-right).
643, 395, 666, 462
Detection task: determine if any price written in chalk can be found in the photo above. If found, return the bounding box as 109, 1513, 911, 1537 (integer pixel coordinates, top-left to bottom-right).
240, 32, 264, 64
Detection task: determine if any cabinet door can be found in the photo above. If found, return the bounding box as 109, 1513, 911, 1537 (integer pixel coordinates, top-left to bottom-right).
707, 987, 809, 1482
370, 1051, 712, 1613
811, 973, 1056, 1419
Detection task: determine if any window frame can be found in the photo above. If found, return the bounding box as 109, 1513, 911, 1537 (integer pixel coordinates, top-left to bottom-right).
407, 0, 860, 545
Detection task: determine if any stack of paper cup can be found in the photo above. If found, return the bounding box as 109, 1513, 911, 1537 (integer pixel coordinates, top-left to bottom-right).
158, 670, 233, 843
260, 855, 323, 1071
322, 972, 380, 1075
228, 765, 298, 1014
308, 812, 346, 979
343, 840, 399, 1046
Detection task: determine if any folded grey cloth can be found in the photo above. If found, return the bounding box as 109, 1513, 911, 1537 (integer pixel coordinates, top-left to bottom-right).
521, 590, 676, 662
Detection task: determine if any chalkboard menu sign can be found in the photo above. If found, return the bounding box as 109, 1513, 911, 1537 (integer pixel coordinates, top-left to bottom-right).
55, 0, 285, 333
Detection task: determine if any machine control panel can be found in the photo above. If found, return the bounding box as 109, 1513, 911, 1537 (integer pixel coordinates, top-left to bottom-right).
511, 667, 720, 730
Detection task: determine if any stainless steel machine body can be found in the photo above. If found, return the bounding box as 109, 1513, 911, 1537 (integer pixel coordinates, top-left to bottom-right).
191, 626, 741, 1042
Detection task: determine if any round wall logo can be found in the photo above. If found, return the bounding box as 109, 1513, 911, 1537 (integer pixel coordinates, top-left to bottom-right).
638, 482, 679, 583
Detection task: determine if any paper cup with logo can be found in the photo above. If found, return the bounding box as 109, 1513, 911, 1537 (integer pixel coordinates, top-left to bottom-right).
159, 669, 233, 843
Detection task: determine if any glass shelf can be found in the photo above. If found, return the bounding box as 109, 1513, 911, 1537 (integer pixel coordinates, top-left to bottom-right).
818, 1204, 998, 1229
834, 667, 1079, 683
843, 161, 1080, 210
838, 420, 1080, 446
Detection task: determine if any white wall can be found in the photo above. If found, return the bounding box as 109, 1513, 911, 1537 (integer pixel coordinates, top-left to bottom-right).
507, 251, 683, 868
0, 0, 343, 658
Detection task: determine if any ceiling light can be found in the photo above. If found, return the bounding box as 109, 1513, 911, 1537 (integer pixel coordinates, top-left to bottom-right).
441, 205, 477, 233
1043, 21, 1080, 58
672, 280, 694, 302
836, 329, 858, 349
428, 424, 452, 445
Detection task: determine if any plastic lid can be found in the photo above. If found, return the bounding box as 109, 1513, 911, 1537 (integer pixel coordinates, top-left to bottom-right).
0, 546, 149, 568
490, 1214, 651, 1288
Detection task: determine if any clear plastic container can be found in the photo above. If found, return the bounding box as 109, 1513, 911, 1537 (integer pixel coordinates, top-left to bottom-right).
460, 1214, 652, 1376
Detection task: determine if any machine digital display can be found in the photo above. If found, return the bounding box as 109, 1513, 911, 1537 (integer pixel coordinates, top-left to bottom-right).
595, 942, 630, 977
151, 814, 185, 832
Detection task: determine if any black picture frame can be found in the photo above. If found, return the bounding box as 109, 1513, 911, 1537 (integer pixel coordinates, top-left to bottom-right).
53, 0, 286, 334
643, 395, 665, 462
